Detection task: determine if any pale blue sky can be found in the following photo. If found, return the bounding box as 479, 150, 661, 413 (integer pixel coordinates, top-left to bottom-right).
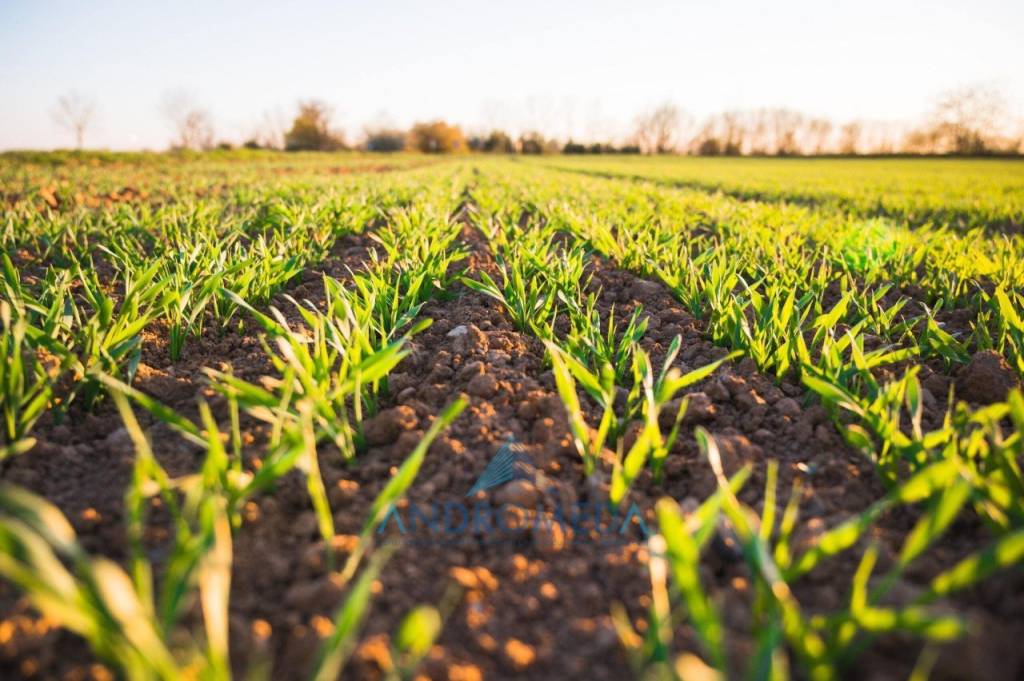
1, 0, 1021, 150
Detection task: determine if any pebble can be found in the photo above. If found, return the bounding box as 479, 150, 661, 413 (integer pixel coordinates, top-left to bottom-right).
495, 479, 540, 508
362, 406, 418, 445
466, 372, 498, 398
774, 397, 801, 418
533, 518, 567, 554
503, 638, 536, 670
705, 379, 730, 401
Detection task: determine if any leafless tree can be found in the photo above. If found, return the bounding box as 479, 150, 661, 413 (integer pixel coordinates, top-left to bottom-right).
804, 118, 833, 155
719, 111, 747, 155
52, 92, 95, 149
767, 109, 804, 155
747, 110, 770, 155
634, 103, 687, 154
839, 121, 862, 155
254, 108, 288, 149
160, 91, 215, 151
928, 85, 1009, 154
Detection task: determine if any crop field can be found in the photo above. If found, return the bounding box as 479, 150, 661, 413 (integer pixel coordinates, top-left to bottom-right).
1, 151, 1023, 681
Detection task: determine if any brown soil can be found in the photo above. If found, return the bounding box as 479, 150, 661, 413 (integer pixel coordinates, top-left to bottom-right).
1, 220, 1022, 681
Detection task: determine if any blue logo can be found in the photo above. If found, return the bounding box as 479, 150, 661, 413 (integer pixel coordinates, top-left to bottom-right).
375, 437, 650, 548
466, 437, 536, 496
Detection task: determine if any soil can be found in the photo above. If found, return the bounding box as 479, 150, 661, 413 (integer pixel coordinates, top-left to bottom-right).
1, 211, 1022, 681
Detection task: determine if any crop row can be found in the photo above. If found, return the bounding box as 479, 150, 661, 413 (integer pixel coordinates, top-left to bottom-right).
0, 161, 473, 679
531, 155, 1024, 231
461, 162, 1024, 679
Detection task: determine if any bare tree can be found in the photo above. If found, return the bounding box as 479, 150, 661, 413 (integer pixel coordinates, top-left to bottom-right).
928, 85, 1009, 154
838, 121, 862, 155
804, 118, 833, 155
52, 92, 95, 149
160, 91, 215, 151
767, 109, 804, 155
634, 103, 687, 154
719, 111, 747, 155
254, 108, 288, 149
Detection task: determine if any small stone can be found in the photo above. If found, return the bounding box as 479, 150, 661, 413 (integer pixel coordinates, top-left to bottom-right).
628, 279, 662, 300
486, 349, 511, 366
447, 325, 468, 337
533, 519, 567, 554
705, 379, 730, 402
503, 638, 536, 670
680, 392, 714, 421
495, 480, 540, 508
453, 324, 489, 356
466, 373, 498, 398
713, 433, 763, 473
734, 389, 766, 410
722, 374, 747, 396
362, 406, 418, 446
329, 479, 360, 506
430, 436, 466, 458
774, 397, 801, 418
456, 360, 484, 382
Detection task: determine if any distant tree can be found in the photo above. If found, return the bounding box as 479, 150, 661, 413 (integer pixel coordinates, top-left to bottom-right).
804, 118, 833, 155
481, 130, 514, 153
518, 131, 557, 154
255, 108, 288, 150
696, 137, 722, 156
718, 111, 746, 155
364, 128, 406, 152
691, 111, 746, 155
769, 109, 804, 155
160, 91, 215, 151
285, 101, 345, 151
563, 140, 587, 154
633, 103, 686, 153
924, 85, 1009, 154
52, 92, 95, 149
409, 121, 466, 153
838, 121, 862, 155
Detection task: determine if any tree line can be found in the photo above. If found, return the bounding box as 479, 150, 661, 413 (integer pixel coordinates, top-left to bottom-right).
50, 86, 1023, 156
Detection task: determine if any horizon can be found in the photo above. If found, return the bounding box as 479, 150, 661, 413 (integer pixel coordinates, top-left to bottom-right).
2, 0, 1023, 151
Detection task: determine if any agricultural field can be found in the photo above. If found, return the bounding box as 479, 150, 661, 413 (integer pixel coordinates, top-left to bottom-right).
0, 151, 1023, 681
536, 155, 1024, 232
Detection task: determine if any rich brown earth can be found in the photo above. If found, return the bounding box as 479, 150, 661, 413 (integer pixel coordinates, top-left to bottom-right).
1, 217, 1022, 681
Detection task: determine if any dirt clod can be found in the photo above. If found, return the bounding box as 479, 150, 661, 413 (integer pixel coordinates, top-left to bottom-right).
956, 350, 1021, 404
362, 406, 419, 445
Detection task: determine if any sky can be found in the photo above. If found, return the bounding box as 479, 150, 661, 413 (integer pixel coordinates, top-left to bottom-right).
1, 0, 1022, 150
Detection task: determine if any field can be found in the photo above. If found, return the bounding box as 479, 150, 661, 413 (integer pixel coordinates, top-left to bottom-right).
1, 151, 1023, 681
